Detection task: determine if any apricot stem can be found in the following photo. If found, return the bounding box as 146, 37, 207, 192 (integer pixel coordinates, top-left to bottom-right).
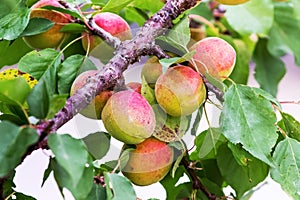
181, 157, 217, 200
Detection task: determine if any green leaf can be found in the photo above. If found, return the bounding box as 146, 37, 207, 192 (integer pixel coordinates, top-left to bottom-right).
0, 104, 29, 125
83, 132, 111, 160
20, 18, 54, 37
220, 84, 278, 165
58, 55, 95, 94
132, 0, 164, 14
228, 39, 251, 85
200, 159, 224, 187
188, 2, 213, 20
0, 0, 18, 18
224, 0, 273, 35
86, 183, 107, 200
42, 5, 82, 19
50, 158, 94, 200
27, 79, 50, 119
48, 134, 91, 185
141, 75, 156, 105
280, 112, 300, 142
14, 193, 36, 200
18, 48, 61, 80
253, 38, 286, 97
267, 2, 300, 65
124, 7, 147, 26
190, 128, 227, 160
0, 7, 30, 40
60, 23, 86, 34
190, 106, 203, 136
48, 134, 94, 200
0, 77, 31, 105
0, 121, 38, 177
101, 0, 133, 13
157, 16, 190, 54
250, 87, 281, 109
46, 94, 67, 119
159, 52, 195, 74
104, 172, 136, 200
217, 143, 269, 198
270, 138, 300, 199
160, 165, 185, 191
291, 0, 300, 21
0, 38, 32, 68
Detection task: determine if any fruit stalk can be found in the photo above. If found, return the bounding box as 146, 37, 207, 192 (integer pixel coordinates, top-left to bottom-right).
181, 157, 217, 200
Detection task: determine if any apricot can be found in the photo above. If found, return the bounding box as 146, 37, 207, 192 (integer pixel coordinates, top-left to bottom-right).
23, 0, 71, 49
216, 0, 249, 5
126, 82, 142, 94
190, 37, 236, 80
70, 70, 113, 120
81, 12, 132, 52
101, 90, 156, 144
122, 137, 173, 186
141, 56, 162, 88
155, 65, 206, 117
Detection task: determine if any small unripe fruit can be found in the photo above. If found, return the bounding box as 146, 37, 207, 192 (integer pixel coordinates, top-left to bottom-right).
70, 70, 113, 119
190, 37, 236, 80
216, 0, 249, 5
101, 90, 156, 144
155, 66, 206, 117
141, 56, 162, 88
23, 0, 71, 49
122, 137, 173, 186
81, 12, 132, 52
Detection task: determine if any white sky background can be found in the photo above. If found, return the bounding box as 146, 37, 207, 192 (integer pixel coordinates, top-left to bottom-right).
13, 54, 299, 200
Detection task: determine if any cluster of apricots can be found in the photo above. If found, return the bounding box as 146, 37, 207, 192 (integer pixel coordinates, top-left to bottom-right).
17, 0, 236, 186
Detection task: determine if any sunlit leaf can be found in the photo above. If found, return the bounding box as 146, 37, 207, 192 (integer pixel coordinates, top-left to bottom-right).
0, 7, 30, 40
267, 2, 300, 65
224, 0, 273, 35
0, 77, 31, 105
270, 138, 300, 199
220, 84, 278, 165
104, 172, 136, 200
0, 121, 38, 177
101, 0, 132, 13
280, 112, 300, 142
48, 134, 94, 199
20, 18, 54, 37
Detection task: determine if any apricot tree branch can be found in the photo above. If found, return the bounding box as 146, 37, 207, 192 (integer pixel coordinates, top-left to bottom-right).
181, 157, 217, 200
35, 0, 198, 141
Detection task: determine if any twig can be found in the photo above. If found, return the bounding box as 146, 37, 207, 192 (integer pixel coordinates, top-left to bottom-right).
88, 18, 122, 49
203, 77, 224, 102
181, 157, 217, 200
0, 176, 8, 199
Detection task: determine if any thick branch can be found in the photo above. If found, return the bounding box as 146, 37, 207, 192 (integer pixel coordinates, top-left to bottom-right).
181, 157, 217, 200
36, 0, 198, 139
